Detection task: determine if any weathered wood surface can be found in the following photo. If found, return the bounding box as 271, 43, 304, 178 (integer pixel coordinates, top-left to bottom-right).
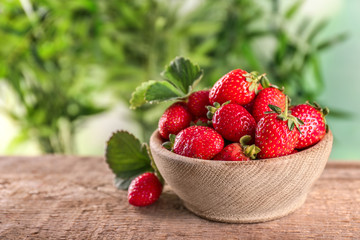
0, 156, 359, 240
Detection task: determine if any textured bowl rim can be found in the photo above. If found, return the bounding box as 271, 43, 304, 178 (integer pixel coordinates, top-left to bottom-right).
150, 130, 333, 165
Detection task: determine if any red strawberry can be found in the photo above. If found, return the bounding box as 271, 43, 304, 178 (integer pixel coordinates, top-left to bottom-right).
158, 102, 192, 140
208, 103, 256, 142
291, 102, 329, 149
291, 149, 299, 154
170, 126, 224, 160
243, 99, 255, 113
252, 87, 286, 122
255, 99, 303, 159
209, 69, 266, 105
187, 90, 210, 118
213, 135, 261, 161
128, 172, 163, 207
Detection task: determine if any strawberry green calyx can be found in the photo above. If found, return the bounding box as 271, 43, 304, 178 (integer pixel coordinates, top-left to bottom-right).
244, 71, 269, 93
239, 135, 261, 160
162, 134, 176, 150
265, 96, 304, 133
206, 101, 231, 120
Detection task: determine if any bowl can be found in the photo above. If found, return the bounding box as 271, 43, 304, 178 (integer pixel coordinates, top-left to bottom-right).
150, 130, 333, 223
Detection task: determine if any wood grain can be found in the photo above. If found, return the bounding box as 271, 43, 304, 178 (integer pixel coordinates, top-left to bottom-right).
0, 156, 359, 239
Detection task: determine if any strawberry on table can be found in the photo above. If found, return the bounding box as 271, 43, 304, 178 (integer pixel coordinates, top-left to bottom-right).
187, 90, 210, 118
128, 172, 163, 207
255, 98, 304, 159
252, 87, 286, 123
291, 102, 329, 149
213, 135, 261, 161
158, 102, 192, 140
164, 126, 224, 160
209, 69, 266, 106
208, 102, 256, 142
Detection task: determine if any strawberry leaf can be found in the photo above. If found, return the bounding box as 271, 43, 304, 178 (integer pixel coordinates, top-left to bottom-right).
161, 56, 203, 95
105, 131, 153, 190
129, 80, 157, 109
145, 81, 184, 103
129, 56, 203, 109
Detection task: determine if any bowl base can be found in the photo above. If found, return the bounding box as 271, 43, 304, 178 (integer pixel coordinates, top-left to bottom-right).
183, 194, 308, 224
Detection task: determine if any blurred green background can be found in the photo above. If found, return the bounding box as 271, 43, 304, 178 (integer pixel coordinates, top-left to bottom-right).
0, 0, 359, 160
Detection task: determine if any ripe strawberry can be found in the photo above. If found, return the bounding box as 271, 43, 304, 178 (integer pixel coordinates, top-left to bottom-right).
128, 172, 163, 207
255, 99, 303, 159
187, 90, 210, 118
208, 103, 256, 142
158, 102, 192, 140
213, 135, 261, 161
252, 87, 286, 122
291, 149, 299, 154
170, 126, 224, 160
243, 99, 255, 113
291, 102, 329, 149
209, 69, 266, 106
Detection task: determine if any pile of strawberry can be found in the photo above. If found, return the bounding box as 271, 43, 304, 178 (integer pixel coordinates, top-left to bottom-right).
105, 57, 329, 208
159, 68, 329, 161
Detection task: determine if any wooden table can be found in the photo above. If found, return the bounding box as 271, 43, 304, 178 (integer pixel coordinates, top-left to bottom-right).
0, 156, 359, 239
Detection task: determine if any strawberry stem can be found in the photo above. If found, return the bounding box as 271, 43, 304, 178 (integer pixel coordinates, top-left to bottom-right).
239, 135, 261, 160
268, 96, 304, 133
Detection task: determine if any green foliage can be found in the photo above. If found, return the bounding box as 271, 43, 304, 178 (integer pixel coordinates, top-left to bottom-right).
0, 0, 345, 153
105, 131, 153, 190
265, 0, 347, 103
0, 0, 107, 153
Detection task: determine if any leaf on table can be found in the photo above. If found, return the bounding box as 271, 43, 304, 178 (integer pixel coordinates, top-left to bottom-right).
105, 131, 153, 190
161, 56, 203, 95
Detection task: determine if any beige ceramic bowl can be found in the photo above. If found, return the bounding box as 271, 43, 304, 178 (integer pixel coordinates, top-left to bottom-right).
150, 130, 333, 223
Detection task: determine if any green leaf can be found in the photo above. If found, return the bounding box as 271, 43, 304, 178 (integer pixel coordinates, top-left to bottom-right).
297, 18, 311, 35
285, 0, 305, 19
145, 81, 185, 103
129, 80, 157, 109
307, 20, 328, 43
105, 131, 153, 190
161, 56, 203, 94
311, 55, 324, 89
316, 33, 347, 52
114, 176, 136, 190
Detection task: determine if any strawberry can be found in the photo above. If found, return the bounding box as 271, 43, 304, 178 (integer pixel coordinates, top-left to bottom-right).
291, 149, 299, 154
252, 87, 286, 123
291, 102, 329, 149
208, 102, 256, 142
158, 102, 192, 140
243, 99, 255, 113
128, 172, 163, 207
209, 69, 267, 106
187, 90, 210, 118
166, 126, 224, 160
213, 135, 261, 161
255, 98, 303, 159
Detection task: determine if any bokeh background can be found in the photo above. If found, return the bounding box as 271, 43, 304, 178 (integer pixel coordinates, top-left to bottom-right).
0, 0, 359, 160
